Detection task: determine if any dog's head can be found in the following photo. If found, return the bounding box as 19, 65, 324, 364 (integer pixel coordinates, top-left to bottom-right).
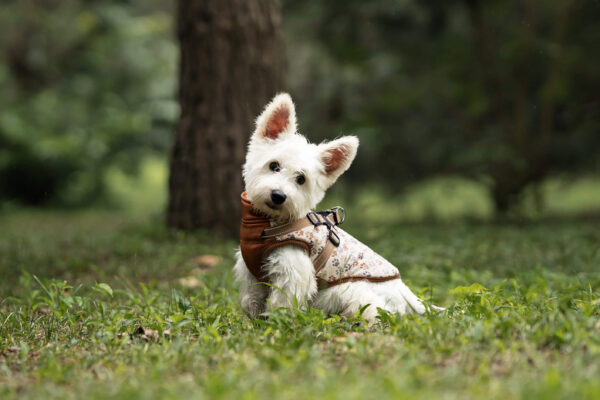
243, 93, 358, 222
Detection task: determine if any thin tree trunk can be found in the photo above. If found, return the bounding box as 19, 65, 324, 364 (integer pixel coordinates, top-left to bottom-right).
168, 0, 282, 235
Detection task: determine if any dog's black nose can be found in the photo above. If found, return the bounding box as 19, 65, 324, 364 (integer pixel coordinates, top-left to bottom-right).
270, 190, 287, 205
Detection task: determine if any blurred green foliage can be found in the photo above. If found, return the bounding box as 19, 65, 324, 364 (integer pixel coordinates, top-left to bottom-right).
284, 0, 600, 212
0, 0, 176, 206
0, 0, 599, 214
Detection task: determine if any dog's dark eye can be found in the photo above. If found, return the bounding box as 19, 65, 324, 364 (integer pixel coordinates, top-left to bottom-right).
269, 161, 280, 172
296, 175, 305, 185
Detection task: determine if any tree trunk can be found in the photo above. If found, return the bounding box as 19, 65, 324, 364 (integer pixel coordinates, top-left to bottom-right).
491, 185, 514, 216
168, 0, 283, 235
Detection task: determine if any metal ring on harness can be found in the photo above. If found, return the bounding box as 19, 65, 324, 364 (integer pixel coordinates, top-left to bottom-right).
330, 206, 346, 225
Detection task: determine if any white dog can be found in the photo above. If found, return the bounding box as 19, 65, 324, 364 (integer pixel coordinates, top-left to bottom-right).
233, 93, 432, 323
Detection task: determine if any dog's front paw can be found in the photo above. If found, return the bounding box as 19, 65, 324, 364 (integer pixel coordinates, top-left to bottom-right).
240, 296, 266, 319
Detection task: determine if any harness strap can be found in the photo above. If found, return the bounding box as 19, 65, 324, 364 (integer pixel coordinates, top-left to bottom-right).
261, 218, 314, 238
261, 207, 344, 281
261, 213, 336, 238
318, 274, 402, 289
313, 240, 335, 273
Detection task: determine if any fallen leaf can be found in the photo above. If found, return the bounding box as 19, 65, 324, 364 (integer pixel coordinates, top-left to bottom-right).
192, 254, 222, 270
4, 346, 20, 354
34, 306, 49, 315
134, 326, 159, 341
178, 276, 204, 288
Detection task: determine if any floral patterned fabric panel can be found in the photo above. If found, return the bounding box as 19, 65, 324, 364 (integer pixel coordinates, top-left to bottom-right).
275, 224, 400, 283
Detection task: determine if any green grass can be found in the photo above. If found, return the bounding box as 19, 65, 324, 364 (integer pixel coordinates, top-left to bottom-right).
1, 205, 599, 399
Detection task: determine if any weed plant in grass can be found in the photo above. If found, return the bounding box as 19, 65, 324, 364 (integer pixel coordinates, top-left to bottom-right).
0, 210, 599, 399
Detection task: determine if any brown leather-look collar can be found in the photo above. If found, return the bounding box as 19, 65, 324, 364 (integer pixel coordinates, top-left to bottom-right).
239, 192, 311, 282
240, 192, 270, 228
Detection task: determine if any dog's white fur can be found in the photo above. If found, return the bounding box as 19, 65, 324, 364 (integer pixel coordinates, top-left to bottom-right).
234, 93, 429, 323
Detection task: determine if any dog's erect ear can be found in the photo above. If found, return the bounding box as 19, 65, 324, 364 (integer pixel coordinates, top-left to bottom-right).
318, 136, 359, 188
253, 93, 297, 141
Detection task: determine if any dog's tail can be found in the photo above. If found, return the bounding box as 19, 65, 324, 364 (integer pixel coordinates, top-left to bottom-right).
397, 280, 444, 314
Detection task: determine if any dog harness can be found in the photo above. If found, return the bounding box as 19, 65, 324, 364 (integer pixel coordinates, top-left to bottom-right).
240, 192, 401, 288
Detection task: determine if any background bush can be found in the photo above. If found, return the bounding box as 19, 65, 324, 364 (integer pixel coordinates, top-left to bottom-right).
0, 0, 598, 215
0, 0, 176, 206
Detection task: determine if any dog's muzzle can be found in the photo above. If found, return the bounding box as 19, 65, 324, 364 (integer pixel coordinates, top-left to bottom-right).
270, 190, 287, 205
